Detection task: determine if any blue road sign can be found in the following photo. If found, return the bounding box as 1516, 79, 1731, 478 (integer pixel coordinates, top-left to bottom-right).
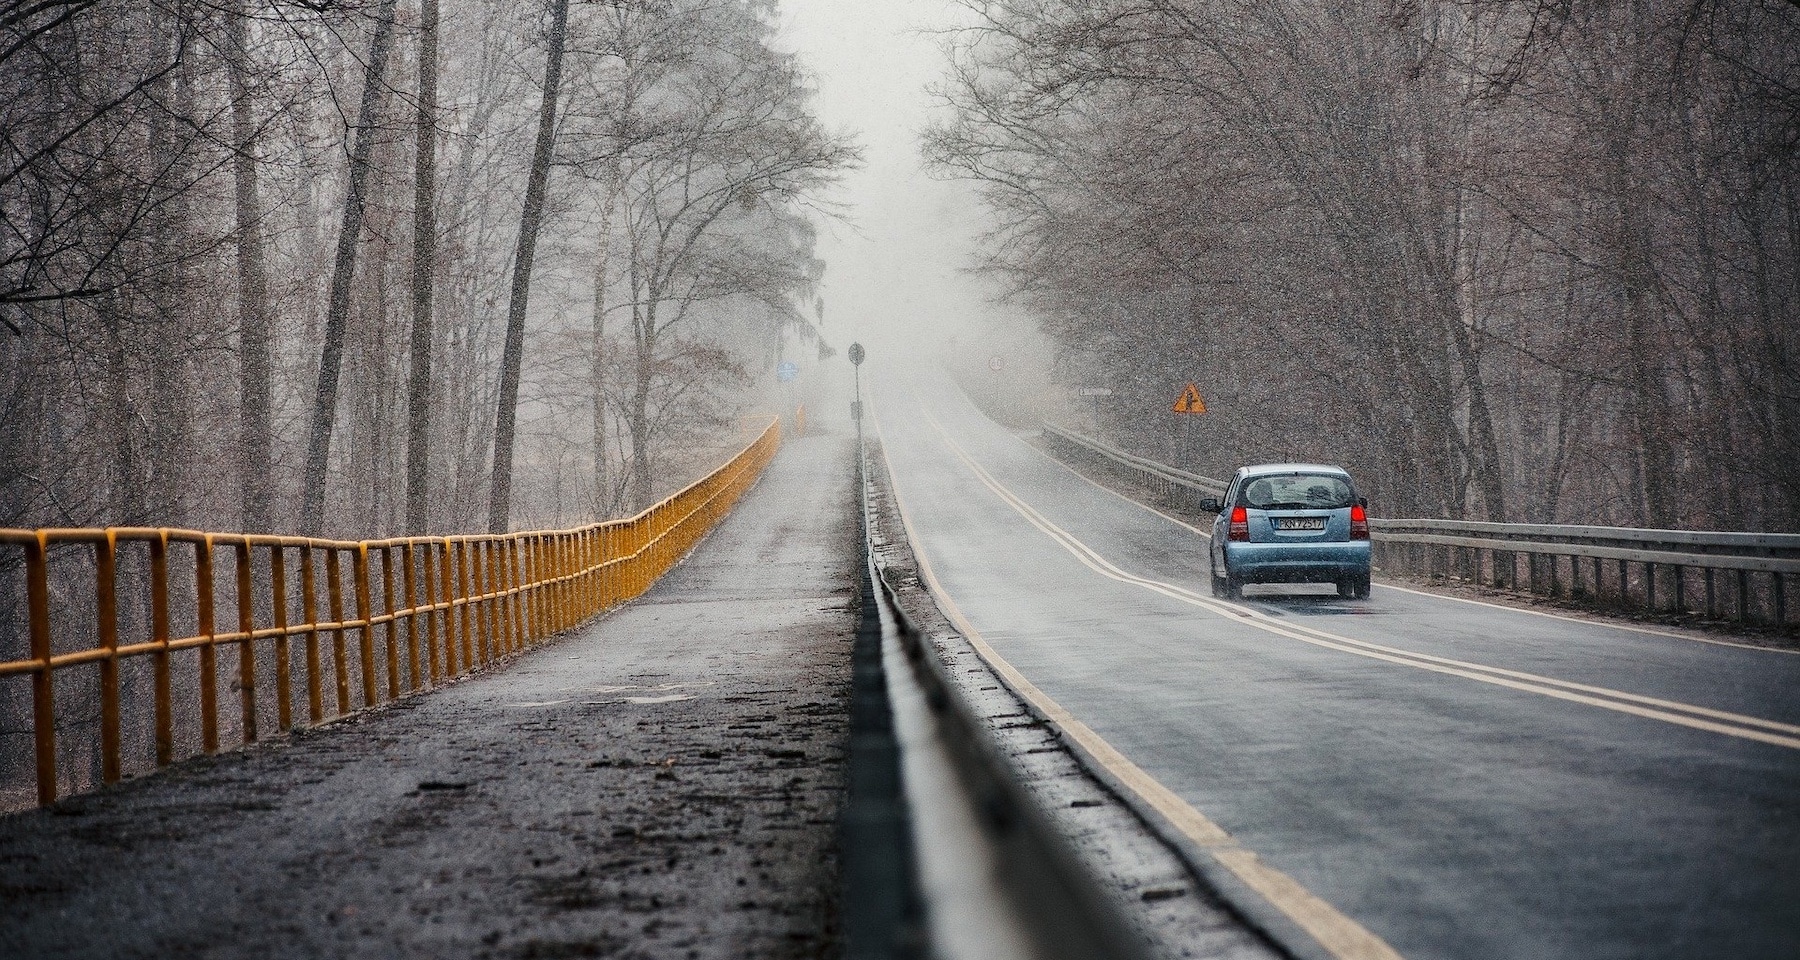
777, 360, 798, 383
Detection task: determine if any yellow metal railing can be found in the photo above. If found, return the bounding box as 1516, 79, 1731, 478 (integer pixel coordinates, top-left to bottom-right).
0, 419, 780, 808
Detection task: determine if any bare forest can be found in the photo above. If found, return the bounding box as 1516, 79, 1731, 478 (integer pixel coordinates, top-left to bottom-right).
929, 0, 1800, 531
1, 0, 856, 539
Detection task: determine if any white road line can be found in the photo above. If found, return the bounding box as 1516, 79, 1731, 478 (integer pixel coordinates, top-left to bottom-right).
1029, 422, 1794, 656
923, 407, 1800, 749
873, 412, 1406, 960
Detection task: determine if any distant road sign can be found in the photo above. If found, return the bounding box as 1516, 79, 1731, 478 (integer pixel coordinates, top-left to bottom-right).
989, 356, 1004, 372
1078, 387, 1112, 397
849, 342, 865, 366
1173, 383, 1208, 414
777, 360, 798, 383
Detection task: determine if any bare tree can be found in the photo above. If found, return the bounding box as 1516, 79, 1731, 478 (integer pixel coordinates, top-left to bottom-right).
487, 0, 570, 533
300, 0, 401, 536
405, 0, 440, 535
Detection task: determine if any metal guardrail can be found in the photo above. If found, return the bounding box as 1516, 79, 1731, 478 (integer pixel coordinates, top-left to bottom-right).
1042, 423, 1227, 498
848, 434, 1148, 960
1041, 423, 1798, 627
0, 421, 781, 809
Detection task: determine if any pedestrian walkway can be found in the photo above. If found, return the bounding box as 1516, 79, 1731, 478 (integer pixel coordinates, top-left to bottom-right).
0, 433, 856, 960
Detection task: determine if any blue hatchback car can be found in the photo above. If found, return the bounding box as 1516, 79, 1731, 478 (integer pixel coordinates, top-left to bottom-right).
1200, 464, 1370, 600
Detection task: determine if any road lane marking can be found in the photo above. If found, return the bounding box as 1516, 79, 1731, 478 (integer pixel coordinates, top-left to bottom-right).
921, 408, 1800, 750
1371, 580, 1800, 654
1030, 424, 1795, 656
873, 404, 1406, 960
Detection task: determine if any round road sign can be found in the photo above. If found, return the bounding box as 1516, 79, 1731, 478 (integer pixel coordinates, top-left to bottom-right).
849, 342, 865, 366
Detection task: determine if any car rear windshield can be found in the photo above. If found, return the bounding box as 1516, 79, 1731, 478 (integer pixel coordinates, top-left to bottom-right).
1240, 473, 1355, 510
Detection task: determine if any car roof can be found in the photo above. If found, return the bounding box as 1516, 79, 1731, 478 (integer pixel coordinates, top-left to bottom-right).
1235, 463, 1352, 478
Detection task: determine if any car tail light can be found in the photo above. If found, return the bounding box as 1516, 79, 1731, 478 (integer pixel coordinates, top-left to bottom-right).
1350, 504, 1369, 540
1228, 506, 1249, 541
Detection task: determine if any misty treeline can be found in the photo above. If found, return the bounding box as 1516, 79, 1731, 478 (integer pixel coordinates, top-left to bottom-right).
928, 0, 1799, 530
0, 0, 854, 539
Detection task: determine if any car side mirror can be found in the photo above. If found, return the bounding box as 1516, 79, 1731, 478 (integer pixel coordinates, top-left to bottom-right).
1198, 497, 1222, 514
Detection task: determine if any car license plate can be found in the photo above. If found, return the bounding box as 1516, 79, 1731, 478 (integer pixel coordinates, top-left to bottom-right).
1276, 517, 1326, 531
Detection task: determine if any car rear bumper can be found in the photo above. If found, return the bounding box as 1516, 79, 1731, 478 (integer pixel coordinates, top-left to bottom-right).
1224, 541, 1370, 583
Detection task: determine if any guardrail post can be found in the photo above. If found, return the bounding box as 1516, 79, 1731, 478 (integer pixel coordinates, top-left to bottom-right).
151, 531, 173, 766
197, 536, 219, 754
26, 532, 55, 805
1775, 573, 1787, 626
1735, 569, 1750, 623
97, 531, 121, 785
271, 545, 292, 732
234, 540, 257, 745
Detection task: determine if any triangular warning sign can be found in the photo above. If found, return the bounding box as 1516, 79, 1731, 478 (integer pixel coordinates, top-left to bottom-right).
1173, 382, 1208, 414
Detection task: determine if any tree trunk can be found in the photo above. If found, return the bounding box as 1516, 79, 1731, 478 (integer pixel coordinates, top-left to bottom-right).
299, 0, 400, 537
404, 0, 439, 536
227, 7, 274, 534
589, 173, 619, 517
487, 0, 570, 534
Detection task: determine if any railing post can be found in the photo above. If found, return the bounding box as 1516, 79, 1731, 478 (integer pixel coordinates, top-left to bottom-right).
234, 540, 258, 745
1774, 572, 1787, 627
151, 531, 173, 766
97, 531, 121, 785
518, 536, 534, 645
478, 540, 497, 664
327, 547, 349, 717
402, 541, 423, 693
506, 536, 524, 650
197, 536, 219, 754
302, 546, 324, 724
380, 545, 400, 700
354, 545, 377, 708
558, 533, 572, 633
456, 540, 475, 670
271, 545, 292, 732
441, 539, 462, 678
25, 533, 56, 805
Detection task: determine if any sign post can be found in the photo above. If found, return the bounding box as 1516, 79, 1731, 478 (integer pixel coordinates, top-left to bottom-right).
848, 343, 865, 437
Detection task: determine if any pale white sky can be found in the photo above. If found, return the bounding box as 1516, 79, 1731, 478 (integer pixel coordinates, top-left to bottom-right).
776, 0, 1006, 357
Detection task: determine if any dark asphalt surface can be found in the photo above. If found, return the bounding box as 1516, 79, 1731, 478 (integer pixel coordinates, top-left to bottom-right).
0, 432, 857, 960
871, 362, 1800, 960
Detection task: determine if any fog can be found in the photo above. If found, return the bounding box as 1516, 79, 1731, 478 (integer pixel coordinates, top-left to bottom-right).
777, 2, 1008, 360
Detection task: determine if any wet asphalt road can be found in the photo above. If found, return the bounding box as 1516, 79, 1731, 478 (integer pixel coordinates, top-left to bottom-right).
0, 432, 857, 960
871, 363, 1800, 960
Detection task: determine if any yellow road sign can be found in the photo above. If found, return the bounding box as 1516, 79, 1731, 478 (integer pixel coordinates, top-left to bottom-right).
1173, 383, 1208, 414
